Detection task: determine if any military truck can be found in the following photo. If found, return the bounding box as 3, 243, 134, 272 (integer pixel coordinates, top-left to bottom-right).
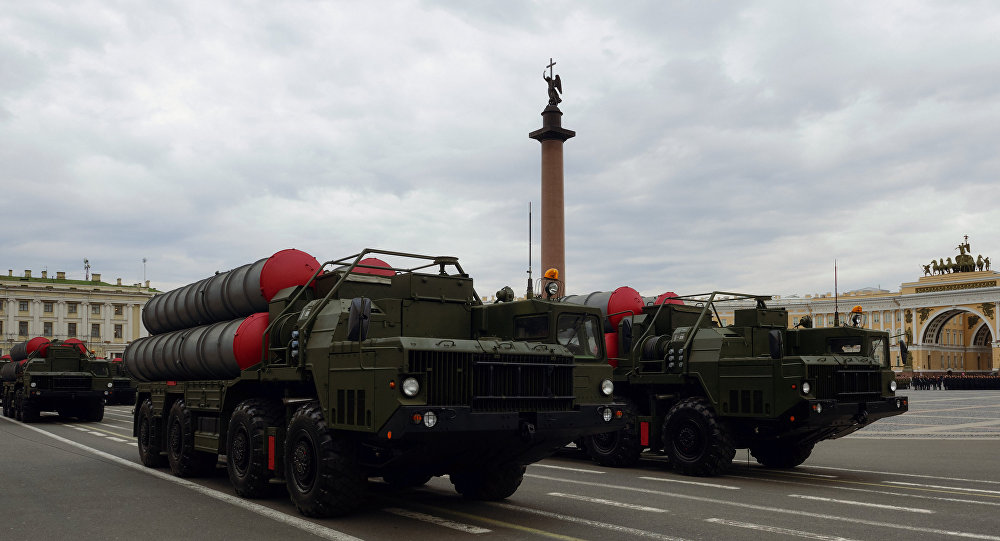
1, 337, 111, 423
127, 248, 623, 517
105, 358, 137, 405
560, 288, 907, 476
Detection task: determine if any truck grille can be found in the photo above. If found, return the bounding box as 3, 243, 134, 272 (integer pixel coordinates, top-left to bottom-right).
409, 350, 575, 412
807, 365, 882, 402
52, 377, 91, 391
112, 380, 133, 390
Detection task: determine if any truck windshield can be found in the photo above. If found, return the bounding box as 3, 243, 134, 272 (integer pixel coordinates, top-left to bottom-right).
557, 313, 601, 358
828, 337, 862, 354
870, 336, 889, 367
514, 315, 549, 340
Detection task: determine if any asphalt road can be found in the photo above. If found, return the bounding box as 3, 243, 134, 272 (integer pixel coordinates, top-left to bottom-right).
2, 389, 999, 541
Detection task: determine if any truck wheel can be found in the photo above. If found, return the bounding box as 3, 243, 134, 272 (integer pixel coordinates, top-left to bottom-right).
662, 397, 734, 477
137, 399, 166, 467
17, 389, 39, 423
228, 399, 283, 498
583, 398, 642, 467
750, 441, 814, 468
84, 397, 105, 422
284, 402, 367, 517
450, 462, 525, 500
166, 400, 217, 477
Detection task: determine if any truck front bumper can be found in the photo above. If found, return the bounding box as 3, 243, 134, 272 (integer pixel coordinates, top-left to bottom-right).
763, 395, 909, 444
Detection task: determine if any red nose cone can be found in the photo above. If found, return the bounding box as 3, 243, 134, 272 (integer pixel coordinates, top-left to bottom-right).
607, 287, 644, 327
654, 292, 683, 305
232, 313, 269, 370
356, 257, 395, 277
259, 249, 322, 301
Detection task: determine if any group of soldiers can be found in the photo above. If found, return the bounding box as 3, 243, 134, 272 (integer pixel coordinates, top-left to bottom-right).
901, 373, 1000, 390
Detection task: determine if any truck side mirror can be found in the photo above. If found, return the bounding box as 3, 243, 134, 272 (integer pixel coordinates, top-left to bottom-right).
769, 329, 783, 360
898, 340, 908, 365
348, 297, 371, 342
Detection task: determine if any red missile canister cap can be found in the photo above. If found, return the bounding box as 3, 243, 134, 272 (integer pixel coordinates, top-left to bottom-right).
63, 338, 88, 354
232, 312, 269, 370
356, 257, 395, 277
654, 292, 683, 305
606, 287, 644, 327
259, 249, 322, 301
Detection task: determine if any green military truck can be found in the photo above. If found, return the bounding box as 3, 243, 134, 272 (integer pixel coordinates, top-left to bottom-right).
105, 358, 137, 405
560, 288, 907, 476
127, 248, 623, 517
1, 337, 111, 423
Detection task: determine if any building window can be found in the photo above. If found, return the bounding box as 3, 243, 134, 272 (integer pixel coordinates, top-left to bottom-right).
43, 322, 52, 336
114, 305, 123, 316
44, 302, 54, 313
19, 301, 28, 312
91, 324, 100, 339
114, 324, 123, 339
873, 312, 879, 323
68, 322, 77, 337
68, 303, 77, 315
0, 321, 3, 335
18, 321, 28, 336
91, 304, 101, 316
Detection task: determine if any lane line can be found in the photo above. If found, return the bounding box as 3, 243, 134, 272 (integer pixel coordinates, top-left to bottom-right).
729, 474, 1000, 508
705, 518, 860, 541
66, 422, 134, 440
490, 502, 690, 541
547, 492, 667, 512
886, 481, 1000, 496
530, 463, 605, 474
526, 473, 1000, 540
769, 464, 1000, 487
638, 476, 740, 490
386, 501, 585, 541
788, 494, 934, 514
383, 508, 490, 533
106, 437, 127, 443
0, 416, 364, 541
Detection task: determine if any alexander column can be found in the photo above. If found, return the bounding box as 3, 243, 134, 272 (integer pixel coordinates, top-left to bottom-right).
529, 59, 575, 296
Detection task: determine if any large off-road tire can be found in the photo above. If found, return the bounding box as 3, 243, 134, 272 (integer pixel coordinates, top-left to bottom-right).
137, 399, 167, 467
227, 399, 283, 498
583, 398, 642, 467
750, 441, 815, 469
83, 397, 105, 422
662, 397, 735, 477
17, 389, 39, 423
450, 462, 526, 500
166, 400, 217, 477
284, 402, 367, 517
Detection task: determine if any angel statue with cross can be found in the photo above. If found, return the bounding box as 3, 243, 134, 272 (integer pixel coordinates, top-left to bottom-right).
544, 58, 562, 106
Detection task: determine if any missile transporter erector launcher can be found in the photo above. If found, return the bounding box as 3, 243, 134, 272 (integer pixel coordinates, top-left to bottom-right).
127, 249, 624, 517
1, 337, 111, 423
560, 289, 908, 476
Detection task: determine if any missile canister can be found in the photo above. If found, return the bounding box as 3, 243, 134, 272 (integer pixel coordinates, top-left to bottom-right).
124, 313, 268, 382
10, 337, 51, 363
142, 249, 320, 335
560, 287, 645, 327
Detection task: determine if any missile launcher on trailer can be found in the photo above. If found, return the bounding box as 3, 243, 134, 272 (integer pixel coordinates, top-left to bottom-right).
127, 248, 624, 517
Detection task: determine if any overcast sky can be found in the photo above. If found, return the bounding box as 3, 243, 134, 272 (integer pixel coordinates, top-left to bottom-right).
3, 1, 999, 301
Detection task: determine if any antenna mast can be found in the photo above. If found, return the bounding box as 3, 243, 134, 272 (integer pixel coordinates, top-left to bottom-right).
833, 259, 840, 327
526, 202, 534, 299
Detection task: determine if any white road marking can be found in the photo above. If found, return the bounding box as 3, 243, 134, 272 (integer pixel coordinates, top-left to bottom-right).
729, 474, 1000, 508
781, 464, 1000, 486
788, 494, 934, 513
383, 508, 490, 534
526, 474, 1000, 541
885, 481, 1000, 495
87, 431, 105, 436
705, 518, 860, 541
72, 426, 89, 431
490, 502, 690, 541
105, 437, 127, 443
530, 463, 605, 474
547, 492, 667, 512
638, 476, 740, 490
0, 416, 364, 541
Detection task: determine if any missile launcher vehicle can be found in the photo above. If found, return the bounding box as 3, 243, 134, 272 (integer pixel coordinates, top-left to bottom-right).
1, 337, 111, 423
105, 358, 137, 405
127, 248, 624, 517
557, 287, 908, 476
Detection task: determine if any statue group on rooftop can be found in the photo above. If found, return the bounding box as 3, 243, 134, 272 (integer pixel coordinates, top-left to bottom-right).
922, 236, 990, 276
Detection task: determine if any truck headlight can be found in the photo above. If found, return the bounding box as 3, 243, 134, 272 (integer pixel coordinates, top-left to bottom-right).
601, 407, 613, 422
423, 411, 437, 428
402, 377, 420, 397
889, 380, 897, 392
30, 382, 36, 388
545, 282, 559, 296
600, 379, 614, 396
108, 382, 114, 388
801, 381, 811, 395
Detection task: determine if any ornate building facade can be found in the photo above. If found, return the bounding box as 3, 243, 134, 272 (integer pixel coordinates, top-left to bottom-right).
715, 240, 998, 373
0, 269, 157, 359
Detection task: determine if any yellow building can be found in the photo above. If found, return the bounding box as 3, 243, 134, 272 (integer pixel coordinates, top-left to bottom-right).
715, 242, 998, 373
0, 269, 157, 359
